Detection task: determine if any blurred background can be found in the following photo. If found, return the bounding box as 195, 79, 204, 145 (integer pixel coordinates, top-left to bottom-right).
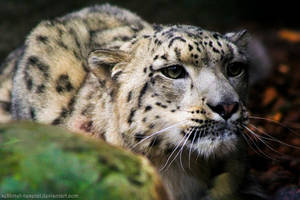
0, 0, 299, 198
0, 0, 299, 60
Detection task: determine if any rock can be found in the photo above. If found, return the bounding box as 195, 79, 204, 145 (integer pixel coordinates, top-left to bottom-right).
0, 122, 169, 200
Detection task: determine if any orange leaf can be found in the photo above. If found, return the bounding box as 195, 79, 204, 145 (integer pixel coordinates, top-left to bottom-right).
272, 112, 282, 122
263, 87, 278, 106
278, 29, 300, 43
278, 64, 290, 74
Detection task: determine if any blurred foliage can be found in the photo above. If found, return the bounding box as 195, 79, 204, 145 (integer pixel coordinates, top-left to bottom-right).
0, 122, 168, 200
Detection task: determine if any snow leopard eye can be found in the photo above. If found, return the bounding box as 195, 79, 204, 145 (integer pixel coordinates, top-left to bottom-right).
226, 62, 247, 77
161, 65, 187, 79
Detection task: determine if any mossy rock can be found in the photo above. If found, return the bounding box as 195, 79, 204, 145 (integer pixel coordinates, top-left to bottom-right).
0, 122, 169, 200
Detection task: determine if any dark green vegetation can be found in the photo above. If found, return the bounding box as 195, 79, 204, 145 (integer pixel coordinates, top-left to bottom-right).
0, 122, 168, 200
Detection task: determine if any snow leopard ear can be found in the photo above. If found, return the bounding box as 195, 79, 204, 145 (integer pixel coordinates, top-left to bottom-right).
226, 30, 272, 84
225, 29, 249, 49
88, 49, 130, 81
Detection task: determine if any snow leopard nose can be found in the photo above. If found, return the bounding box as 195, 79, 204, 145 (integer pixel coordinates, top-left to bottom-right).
207, 102, 239, 120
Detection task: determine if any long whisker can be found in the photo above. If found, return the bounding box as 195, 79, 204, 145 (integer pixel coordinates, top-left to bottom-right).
179, 128, 194, 172
188, 127, 198, 169
167, 128, 193, 172
248, 123, 300, 149
241, 130, 263, 157
249, 115, 299, 136
242, 125, 282, 159
132, 120, 187, 149
242, 127, 278, 160
159, 133, 187, 172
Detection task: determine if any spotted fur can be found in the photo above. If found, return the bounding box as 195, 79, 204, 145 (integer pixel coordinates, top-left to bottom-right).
0, 4, 267, 200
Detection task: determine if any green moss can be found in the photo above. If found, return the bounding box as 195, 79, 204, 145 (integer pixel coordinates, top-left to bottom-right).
0, 122, 166, 200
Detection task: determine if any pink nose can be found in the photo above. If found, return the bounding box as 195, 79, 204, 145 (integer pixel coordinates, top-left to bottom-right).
207, 102, 239, 120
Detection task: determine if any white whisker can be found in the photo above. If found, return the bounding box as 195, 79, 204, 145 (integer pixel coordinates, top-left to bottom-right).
242, 124, 281, 160
166, 128, 193, 172
179, 128, 194, 172
242, 127, 278, 160
248, 123, 300, 149
241, 130, 262, 156
132, 120, 187, 149
188, 127, 198, 169
160, 136, 186, 172
249, 115, 299, 136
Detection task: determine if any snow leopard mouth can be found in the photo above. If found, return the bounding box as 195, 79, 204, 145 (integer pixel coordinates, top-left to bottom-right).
183, 122, 239, 142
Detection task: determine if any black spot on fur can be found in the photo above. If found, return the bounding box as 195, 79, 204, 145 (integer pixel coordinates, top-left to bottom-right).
154, 39, 162, 46
153, 55, 159, 60
188, 44, 193, 51
213, 47, 220, 53
0, 101, 11, 113
128, 108, 136, 124
27, 56, 49, 78
149, 137, 161, 146
56, 74, 74, 93
181, 130, 186, 136
151, 93, 159, 97
155, 102, 167, 108
165, 147, 174, 154
127, 91, 133, 102
149, 65, 154, 71
109, 89, 115, 102
144, 105, 152, 112
174, 47, 181, 60
142, 117, 147, 122
67, 97, 76, 114
134, 132, 145, 142
112, 71, 122, 81
153, 24, 163, 32
213, 33, 219, 40
52, 118, 61, 125
150, 77, 155, 85
36, 35, 48, 44
25, 75, 33, 90
60, 108, 69, 118
161, 54, 167, 60
168, 36, 187, 48
148, 123, 155, 129
143, 67, 147, 73
30, 107, 36, 120
191, 119, 203, 124
57, 40, 69, 50
73, 50, 81, 61
138, 82, 148, 107
36, 84, 45, 93
80, 121, 93, 132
